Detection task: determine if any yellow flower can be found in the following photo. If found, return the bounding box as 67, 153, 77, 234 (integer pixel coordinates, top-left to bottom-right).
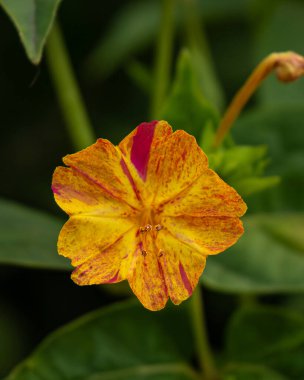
52, 121, 247, 311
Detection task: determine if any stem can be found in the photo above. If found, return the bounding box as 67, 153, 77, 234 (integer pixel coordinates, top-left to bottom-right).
189, 287, 218, 380
214, 51, 304, 147
46, 21, 95, 150
150, 0, 175, 119
182, 0, 224, 110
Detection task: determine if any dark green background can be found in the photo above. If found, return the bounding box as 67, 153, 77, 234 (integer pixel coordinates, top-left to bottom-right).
1, 1, 304, 379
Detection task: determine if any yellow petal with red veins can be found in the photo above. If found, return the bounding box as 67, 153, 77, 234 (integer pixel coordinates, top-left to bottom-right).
119, 121, 172, 181
52, 167, 134, 217
58, 215, 135, 266
72, 228, 137, 285
63, 138, 142, 209
146, 129, 208, 206
157, 230, 206, 305
119, 121, 208, 206
52, 120, 248, 311
127, 233, 168, 311
163, 168, 247, 217
162, 215, 244, 255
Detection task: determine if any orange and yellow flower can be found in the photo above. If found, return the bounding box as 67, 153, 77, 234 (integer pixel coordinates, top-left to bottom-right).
52, 121, 246, 311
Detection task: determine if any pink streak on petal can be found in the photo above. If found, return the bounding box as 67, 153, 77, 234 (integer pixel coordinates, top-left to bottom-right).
179, 262, 193, 296
120, 158, 141, 201
52, 185, 61, 195
52, 183, 98, 205
106, 270, 120, 283
69, 165, 118, 201
158, 260, 168, 296
130, 121, 158, 180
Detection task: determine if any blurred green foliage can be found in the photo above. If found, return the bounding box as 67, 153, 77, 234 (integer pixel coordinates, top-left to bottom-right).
5, 301, 195, 380
225, 306, 304, 379
160, 49, 219, 139
1, 0, 304, 379
0, 199, 69, 270
204, 213, 304, 294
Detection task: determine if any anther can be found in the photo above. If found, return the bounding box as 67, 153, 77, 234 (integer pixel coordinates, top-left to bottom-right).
140, 224, 153, 233
145, 224, 152, 232
158, 250, 164, 257
141, 250, 147, 257
155, 224, 163, 231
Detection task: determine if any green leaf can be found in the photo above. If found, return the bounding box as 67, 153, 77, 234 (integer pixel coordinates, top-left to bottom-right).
255, 1, 304, 105
233, 104, 304, 211
160, 49, 219, 140
1, 0, 61, 64
203, 213, 304, 294
208, 145, 280, 197
223, 363, 288, 380
5, 300, 198, 380
225, 306, 304, 379
209, 145, 269, 180
229, 176, 280, 198
0, 198, 70, 270
180, 0, 224, 110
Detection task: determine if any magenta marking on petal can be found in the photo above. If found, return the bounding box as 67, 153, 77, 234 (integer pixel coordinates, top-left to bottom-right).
106, 270, 120, 283
158, 261, 168, 296
130, 121, 158, 180
52, 185, 61, 195
52, 183, 98, 205
69, 165, 117, 200
179, 262, 192, 295
120, 158, 141, 200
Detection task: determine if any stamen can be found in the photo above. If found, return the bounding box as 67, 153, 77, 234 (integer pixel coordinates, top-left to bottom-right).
146, 224, 152, 232
141, 250, 147, 257
155, 224, 163, 231
139, 224, 153, 233
158, 250, 164, 257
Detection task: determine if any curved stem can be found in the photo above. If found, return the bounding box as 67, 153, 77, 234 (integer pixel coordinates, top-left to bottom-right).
189, 287, 218, 380
46, 21, 95, 150
150, 0, 175, 119
214, 51, 304, 147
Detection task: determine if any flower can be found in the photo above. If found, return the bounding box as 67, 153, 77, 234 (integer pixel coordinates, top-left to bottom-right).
52, 121, 247, 311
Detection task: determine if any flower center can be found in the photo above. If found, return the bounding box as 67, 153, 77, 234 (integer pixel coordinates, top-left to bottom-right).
138, 208, 163, 257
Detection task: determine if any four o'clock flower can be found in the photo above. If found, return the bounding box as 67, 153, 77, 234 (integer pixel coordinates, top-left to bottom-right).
52, 120, 247, 311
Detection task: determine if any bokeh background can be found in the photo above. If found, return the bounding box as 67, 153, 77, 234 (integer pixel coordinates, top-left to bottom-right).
1, 0, 304, 378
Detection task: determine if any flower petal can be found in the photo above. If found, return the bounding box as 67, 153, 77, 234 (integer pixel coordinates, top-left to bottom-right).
157, 230, 206, 305
163, 169, 247, 217
119, 120, 170, 181
71, 228, 137, 285
58, 215, 135, 266
146, 129, 208, 206
63, 139, 141, 209
119, 120, 208, 206
52, 167, 134, 217
127, 234, 168, 311
162, 215, 244, 255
